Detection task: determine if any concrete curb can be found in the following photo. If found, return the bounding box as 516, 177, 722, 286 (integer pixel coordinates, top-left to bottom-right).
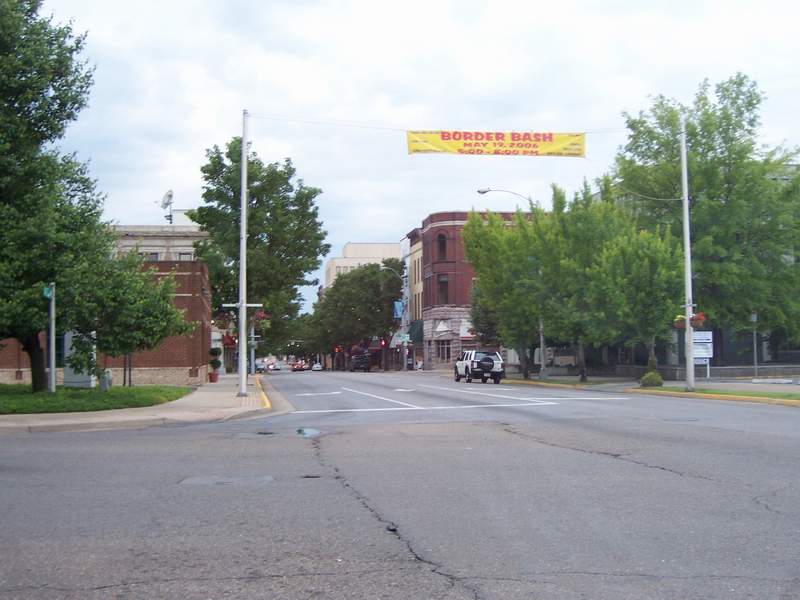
259, 377, 295, 417
624, 387, 800, 408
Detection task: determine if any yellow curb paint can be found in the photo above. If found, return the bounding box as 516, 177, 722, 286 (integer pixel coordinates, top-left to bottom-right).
624, 387, 800, 408
254, 376, 272, 410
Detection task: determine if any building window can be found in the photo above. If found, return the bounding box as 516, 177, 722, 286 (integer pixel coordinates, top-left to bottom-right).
437, 274, 449, 304
178, 252, 193, 261
436, 340, 451, 362
437, 233, 447, 261
143, 252, 159, 261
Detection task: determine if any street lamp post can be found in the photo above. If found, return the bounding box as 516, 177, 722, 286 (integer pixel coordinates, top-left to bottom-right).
477, 188, 532, 204
679, 114, 695, 392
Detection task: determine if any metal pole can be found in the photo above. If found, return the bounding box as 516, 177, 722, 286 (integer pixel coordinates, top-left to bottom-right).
249, 323, 256, 375
48, 282, 56, 393
753, 329, 758, 378
237, 109, 249, 397
680, 114, 695, 391
538, 314, 548, 379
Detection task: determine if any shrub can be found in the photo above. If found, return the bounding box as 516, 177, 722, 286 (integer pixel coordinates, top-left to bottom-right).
209, 347, 222, 357
209, 358, 222, 371
640, 371, 664, 387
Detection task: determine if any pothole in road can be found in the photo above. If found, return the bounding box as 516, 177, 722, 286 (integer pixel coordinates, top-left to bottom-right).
296, 427, 321, 438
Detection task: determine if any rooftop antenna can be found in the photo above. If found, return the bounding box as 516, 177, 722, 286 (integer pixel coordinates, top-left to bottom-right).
161, 190, 174, 223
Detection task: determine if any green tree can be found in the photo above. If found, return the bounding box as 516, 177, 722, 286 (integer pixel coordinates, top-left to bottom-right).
63, 252, 194, 377
616, 73, 800, 343
469, 285, 500, 347
588, 227, 682, 365
312, 260, 403, 360
0, 0, 93, 191
0, 3, 193, 391
540, 183, 630, 381
464, 210, 544, 378
189, 140, 330, 349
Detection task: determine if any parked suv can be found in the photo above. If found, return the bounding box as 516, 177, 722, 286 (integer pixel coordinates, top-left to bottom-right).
349, 354, 371, 372
455, 350, 504, 384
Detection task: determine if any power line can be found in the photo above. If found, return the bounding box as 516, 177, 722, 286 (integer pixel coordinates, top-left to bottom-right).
248, 113, 628, 136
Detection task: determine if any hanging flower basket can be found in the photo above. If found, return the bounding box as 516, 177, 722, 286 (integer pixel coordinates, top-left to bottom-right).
673, 312, 706, 329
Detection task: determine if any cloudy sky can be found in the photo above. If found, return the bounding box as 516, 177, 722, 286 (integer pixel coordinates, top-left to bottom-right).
45, 0, 800, 309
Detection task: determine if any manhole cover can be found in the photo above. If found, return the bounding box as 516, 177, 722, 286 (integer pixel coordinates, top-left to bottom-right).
179, 475, 274, 486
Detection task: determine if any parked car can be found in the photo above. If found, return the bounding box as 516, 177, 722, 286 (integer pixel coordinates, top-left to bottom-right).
273, 362, 282, 371
455, 350, 504, 384
254, 358, 265, 373
311, 362, 322, 371
291, 363, 304, 372
349, 354, 371, 372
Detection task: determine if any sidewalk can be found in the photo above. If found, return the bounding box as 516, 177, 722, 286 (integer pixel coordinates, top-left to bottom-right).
0, 373, 279, 434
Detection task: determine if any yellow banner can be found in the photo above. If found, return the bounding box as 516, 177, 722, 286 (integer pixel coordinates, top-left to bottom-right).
407, 130, 585, 158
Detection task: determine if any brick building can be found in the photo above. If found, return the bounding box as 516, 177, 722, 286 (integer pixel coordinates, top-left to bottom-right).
414, 211, 516, 369
0, 225, 211, 386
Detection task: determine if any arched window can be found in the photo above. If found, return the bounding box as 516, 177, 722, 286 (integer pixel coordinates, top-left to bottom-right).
437, 233, 447, 260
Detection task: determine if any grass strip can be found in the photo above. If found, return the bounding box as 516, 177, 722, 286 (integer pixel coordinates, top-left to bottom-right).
0, 384, 192, 414
660, 386, 800, 401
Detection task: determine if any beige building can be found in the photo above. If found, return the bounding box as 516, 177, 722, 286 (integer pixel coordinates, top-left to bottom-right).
407, 230, 423, 322
114, 225, 208, 261
324, 242, 401, 288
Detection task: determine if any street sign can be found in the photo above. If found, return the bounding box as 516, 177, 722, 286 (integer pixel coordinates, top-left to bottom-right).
396, 333, 410, 343
693, 331, 713, 358
694, 357, 709, 365
42, 285, 53, 299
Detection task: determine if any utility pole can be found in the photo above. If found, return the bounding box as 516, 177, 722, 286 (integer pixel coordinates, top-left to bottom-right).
237, 109, 249, 397
680, 114, 695, 391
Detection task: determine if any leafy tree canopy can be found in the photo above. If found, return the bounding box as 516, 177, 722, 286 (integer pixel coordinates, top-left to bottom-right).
615, 73, 800, 338
311, 259, 404, 352
0, 2, 193, 390
189, 139, 330, 350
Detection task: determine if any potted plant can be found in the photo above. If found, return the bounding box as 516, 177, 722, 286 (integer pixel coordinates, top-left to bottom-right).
208, 347, 222, 382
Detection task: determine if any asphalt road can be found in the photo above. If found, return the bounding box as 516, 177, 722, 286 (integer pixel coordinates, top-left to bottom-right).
1, 369, 799, 599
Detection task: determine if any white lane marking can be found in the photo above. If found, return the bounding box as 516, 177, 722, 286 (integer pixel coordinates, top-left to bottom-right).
394, 388, 414, 392
419, 384, 553, 401
293, 402, 558, 414
294, 392, 342, 397
341, 387, 421, 409
420, 384, 628, 401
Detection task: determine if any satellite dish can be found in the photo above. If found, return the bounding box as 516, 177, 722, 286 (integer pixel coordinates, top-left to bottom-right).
160, 190, 174, 209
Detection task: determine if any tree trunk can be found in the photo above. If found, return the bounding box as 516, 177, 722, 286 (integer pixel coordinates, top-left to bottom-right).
517, 345, 530, 379
577, 341, 588, 383
647, 339, 657, 371
22, 334, 47, 392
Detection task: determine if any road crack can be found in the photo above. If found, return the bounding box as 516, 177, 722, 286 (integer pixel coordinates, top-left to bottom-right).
310, 438, 483, 600
500, 424, 723, 483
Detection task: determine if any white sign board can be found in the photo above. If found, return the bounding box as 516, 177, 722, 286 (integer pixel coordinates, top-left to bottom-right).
694, 357, 709, 365
693, 331, 714, 358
